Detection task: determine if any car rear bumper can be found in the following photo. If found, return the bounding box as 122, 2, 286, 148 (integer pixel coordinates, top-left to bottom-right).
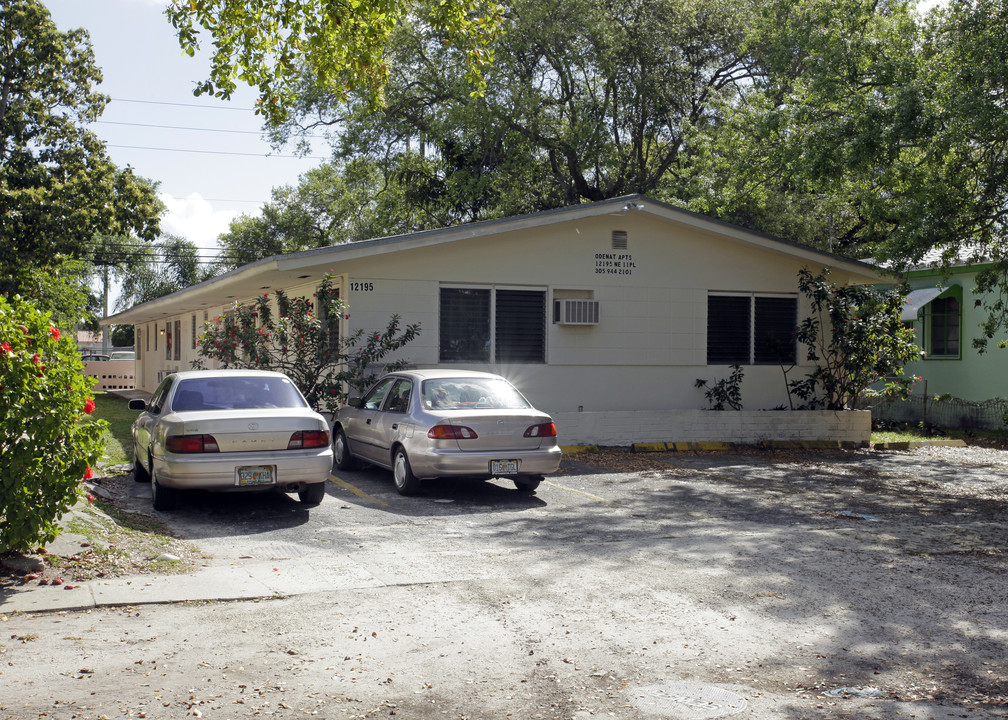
408, 445, 562, 480
153, 447, 333, 490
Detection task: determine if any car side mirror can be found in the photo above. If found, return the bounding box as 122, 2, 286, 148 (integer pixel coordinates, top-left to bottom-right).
347, 396, 362, 408
128, 399, 147, 411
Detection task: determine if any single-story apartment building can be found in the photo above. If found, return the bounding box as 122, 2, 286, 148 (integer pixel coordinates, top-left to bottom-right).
104, 195, 886, 445
872, 248, 1008, 430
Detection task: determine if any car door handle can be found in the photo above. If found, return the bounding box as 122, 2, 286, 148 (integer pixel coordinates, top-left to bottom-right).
366, 418, 372, 425
391, 423, 398, 430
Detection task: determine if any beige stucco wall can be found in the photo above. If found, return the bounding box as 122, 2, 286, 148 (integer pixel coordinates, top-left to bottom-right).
124, 209, 876, 420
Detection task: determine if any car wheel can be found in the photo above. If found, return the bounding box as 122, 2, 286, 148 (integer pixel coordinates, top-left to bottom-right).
150, 465, 178, 511
133, 451, 150, 483
513, 476, 543, 493
392, 447, 421, 496
298, 481, 326, 506
333, 427, 357, 471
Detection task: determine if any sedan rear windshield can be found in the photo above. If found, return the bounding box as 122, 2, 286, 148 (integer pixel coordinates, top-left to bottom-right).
172, 376, 308, 411
422, 378, 531, 410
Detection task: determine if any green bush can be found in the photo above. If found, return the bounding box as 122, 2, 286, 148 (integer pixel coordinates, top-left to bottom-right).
1, 294, 106, 553
194, 272, 420, 414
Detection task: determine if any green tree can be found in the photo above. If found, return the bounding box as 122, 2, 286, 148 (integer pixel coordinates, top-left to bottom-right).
194, 273, 420, 413
112, 235, 215, 311
216, 159, 432, 268
0, 294, 105, 552
165, 0, 503, 128
789, 268, 921, 411
275, 0, 766, 219
0, 1, 162, 300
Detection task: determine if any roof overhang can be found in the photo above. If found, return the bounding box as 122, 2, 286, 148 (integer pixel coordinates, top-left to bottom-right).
901, 287, 947, 321
103, 195, 887, 326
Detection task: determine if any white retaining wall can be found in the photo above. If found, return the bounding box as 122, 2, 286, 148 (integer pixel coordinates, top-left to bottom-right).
553, 409, 871, 447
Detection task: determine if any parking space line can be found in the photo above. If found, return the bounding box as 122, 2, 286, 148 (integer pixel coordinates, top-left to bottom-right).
329, 474, 390, 507
543, 479, 620, 506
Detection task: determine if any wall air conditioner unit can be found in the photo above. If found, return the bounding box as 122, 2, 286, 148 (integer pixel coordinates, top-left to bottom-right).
555, 299, 600, 325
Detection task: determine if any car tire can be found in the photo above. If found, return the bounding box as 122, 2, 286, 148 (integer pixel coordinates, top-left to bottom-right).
333, 427, 357, 471
298, 481, 326, 506
392, 447, 421, 496
151, 465, 178, 511
134, 452, 150, 483
513, 476, 543, 493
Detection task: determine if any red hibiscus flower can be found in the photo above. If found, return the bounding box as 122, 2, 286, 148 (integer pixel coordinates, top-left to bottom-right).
49, 326, 60, 339
83, 398, 95, 415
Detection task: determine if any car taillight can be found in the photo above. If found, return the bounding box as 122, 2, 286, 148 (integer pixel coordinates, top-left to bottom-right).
287, 429, 331, 449
524, 422, 557, 438
166, 434, 220, 453
428, 424, 479, 440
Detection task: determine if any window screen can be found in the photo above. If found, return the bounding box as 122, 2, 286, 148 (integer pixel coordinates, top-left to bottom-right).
929, 297, 960, 356
496, 290, 545, 362
440, 288, 491, 361
754, 297, 797, 364
707, 295, 751, 365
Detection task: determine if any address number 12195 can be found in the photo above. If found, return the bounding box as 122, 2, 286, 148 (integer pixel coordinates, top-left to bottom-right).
349, 282, 374, 292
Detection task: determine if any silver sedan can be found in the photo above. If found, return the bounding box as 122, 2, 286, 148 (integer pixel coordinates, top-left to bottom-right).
130, 370, 333, 510
333, 369, 562, 495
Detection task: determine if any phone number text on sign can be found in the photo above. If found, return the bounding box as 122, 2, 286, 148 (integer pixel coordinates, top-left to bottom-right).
595, 253, 636, 275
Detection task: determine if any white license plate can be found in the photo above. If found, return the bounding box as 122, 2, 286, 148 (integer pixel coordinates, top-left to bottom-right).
237, 466, 274, 486
490, 459, 519, 475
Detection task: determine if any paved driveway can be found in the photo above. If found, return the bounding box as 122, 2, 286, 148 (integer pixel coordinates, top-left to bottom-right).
2, 446, 1006, 720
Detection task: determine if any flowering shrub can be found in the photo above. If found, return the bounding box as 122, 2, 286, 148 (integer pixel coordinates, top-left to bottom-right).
0, 294, 105, 553
789, 268, 922, 410
193, 272, 421, 414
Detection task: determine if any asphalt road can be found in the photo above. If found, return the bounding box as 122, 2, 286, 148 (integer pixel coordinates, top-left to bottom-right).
2, 447, 1007, 720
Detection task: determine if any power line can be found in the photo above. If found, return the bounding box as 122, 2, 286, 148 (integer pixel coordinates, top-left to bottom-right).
98, 120, 264, 136
108, 143, 329, 161
109, 97, 256, 112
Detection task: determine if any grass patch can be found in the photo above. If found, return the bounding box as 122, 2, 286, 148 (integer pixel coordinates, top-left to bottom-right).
871, 426, 952, 444
87, 392, 136, 467
55, 502, 201, 580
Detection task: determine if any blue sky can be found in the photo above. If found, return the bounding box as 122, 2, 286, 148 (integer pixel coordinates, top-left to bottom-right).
46, 0, 326, 255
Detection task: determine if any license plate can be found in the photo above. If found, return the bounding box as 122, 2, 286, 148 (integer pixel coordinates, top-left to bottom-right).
237, 466, 274, 486
490, 459, 519, 475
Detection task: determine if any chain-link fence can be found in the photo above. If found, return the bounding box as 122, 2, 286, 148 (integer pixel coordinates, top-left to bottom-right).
870, 392, 1008, 431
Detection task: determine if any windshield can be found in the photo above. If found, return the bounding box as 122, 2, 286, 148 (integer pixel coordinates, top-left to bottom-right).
172, 376, 308, 411
421, 377, 531, 410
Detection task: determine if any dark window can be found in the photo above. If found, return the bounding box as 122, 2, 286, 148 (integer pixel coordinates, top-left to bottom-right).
929, 296, 960, 356
136, 329, 142, 360
165, 323, 171, 360
708, 294, 797, 365
496, 290, 545, 362
318, 294, 340, 361
440, 288, 491, 362
173, 320, 181, 361
191, 315, 197, 350
707, 295, 750, 365
440, 287, 546, 363
754, 297, 797, 364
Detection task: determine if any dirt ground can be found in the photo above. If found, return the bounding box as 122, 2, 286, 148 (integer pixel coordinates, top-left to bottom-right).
1, 445, 1007, 720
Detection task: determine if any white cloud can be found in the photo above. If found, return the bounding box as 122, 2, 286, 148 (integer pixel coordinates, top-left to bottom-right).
158, 193, 240, 251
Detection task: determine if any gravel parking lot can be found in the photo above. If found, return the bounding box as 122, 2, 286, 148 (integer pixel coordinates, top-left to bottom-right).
2, 445, 1007, 720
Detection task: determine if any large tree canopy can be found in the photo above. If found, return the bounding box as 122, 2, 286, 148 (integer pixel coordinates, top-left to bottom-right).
166, 0, 503, 127
277, 0, 763, 220
0, 0, 161, 298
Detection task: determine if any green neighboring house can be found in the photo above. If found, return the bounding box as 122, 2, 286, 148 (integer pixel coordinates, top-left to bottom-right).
875, 249, 1008, 429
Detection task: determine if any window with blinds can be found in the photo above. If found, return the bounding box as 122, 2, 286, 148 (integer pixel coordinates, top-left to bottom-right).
708, 294, 797, 365
496, 289, 545, 362
440, 288, 491, 362
440, 287, 546, 363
